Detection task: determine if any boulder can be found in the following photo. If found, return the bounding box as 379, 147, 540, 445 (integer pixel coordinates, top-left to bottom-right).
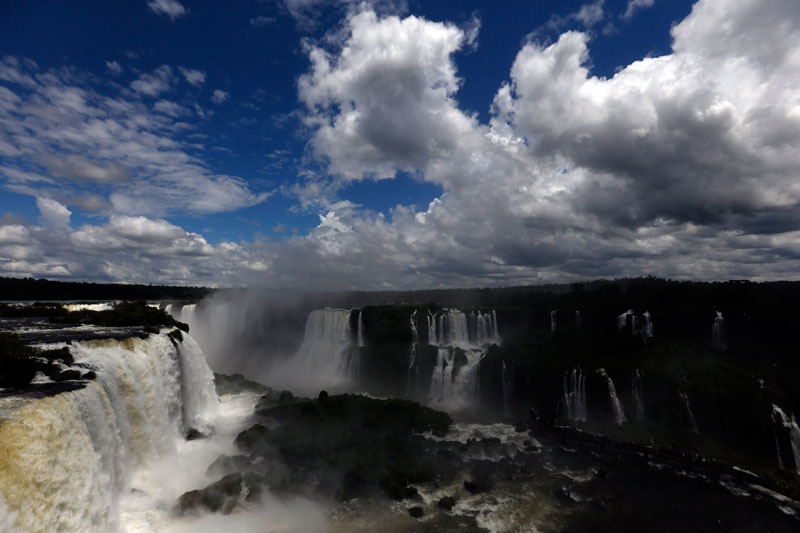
177, 473, 243, 515
52, 369, 82, 382
206, 454, 254, 478
437, 496, 455, 511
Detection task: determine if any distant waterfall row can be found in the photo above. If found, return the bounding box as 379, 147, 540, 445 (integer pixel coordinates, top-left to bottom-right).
0, 332, 218, 533
426, 309, 500, 348
416, 309, 502, 409
561, 368, 646, 426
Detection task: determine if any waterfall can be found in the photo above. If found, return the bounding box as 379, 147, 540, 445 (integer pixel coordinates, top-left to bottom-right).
712, 311, 726, 350
501, 361, 515, 418
575, 310, 582, 327
0, 332, 218, 533
550, 310, 557, 333
632, 369, 645, 421
425, 308, 501, 408
357, 309, 366, 347
427, 311, 438, 346
679, 390, 699, 433
596, 368, 626, 425
427, 347, 483, 407
643, 311, 654, 338
296, 309, 359, 384
179, 303, 196, 324
617, 310, 633, 330
407, 311, 419, 394
772, 405, 800, 474
562, 368, 587, 422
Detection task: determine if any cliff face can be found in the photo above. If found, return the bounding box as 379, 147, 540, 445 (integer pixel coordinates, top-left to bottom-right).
344, 282, 800, 483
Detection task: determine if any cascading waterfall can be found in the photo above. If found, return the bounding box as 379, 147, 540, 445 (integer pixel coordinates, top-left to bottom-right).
632, 369, 645, 421
297, 309, 359, 379
501, 360, 515, 418
575, 310, 582, 327
426, 308, 500, 408
357, 309, 366, 347
550, 310, 557, 333
597, 368, 626, 425
407, 310, 419, 394
562, 368, 587, 422
771, 405, 800, 474
0, 332, 218, 533
679, 390, 699, 433
712, 311, 726, 350
617, 310, 633, 330
296, 309, 359, 384
643, 311, 654, 338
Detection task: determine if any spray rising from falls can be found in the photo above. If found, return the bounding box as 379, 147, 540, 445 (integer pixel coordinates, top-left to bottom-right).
0, 332, 218, 533
427, 309, 501, 408
293, 309, 360, 391
562, 368, 587, 422
771, 405, 800, 474
596, 368, 626, 425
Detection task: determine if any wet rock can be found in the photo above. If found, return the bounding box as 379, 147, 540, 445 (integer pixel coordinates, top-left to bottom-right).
206, 454, 254, 478
408, 506, 424, 518
234, 423, 272, 454
463, 479, 480, 494
185, 428, 208, 440
52, 369, 82, 382
177, 473, 243, 515
554, 486, 575, 506
214, 372, 270, 396
81, 370, 97, 380
437, 496, 455, 511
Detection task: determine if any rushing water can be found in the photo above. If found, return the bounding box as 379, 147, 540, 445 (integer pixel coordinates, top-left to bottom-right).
596, 368, 626, 425
562, 368, 587, 422
0, 332, 218, 533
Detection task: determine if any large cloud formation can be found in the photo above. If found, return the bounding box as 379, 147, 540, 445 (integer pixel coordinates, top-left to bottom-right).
277, 0, 800, 288
2, 0, 800, 288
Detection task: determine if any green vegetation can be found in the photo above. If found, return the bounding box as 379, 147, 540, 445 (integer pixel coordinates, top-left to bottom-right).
0, 301, 187, 388
0, 276, 209, 301
48, 300, 189, 331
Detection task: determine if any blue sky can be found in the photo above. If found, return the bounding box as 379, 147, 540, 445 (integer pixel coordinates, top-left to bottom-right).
1, 1, 799, 288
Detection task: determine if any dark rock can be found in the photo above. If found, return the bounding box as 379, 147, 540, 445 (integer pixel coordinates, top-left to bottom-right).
249, 394, 451, 501
554, 486, 575, 506
437, 496, 455, 511
243, 472, 266, 503
52, 369, 82, 382
82, 371, 97, 380
167, 328, 183, 344
177, 473, 243, 515
185, 428, 208, 440
318, 390, 328, 401
234, 424, 272, 454
214, 372, 269, 396
463, 480, 479, 494
39, 346, 74, 366
206, 454, 255, 478
278, 390, 294, 405
144, 325, 160, 334
408, 506, 424, 519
